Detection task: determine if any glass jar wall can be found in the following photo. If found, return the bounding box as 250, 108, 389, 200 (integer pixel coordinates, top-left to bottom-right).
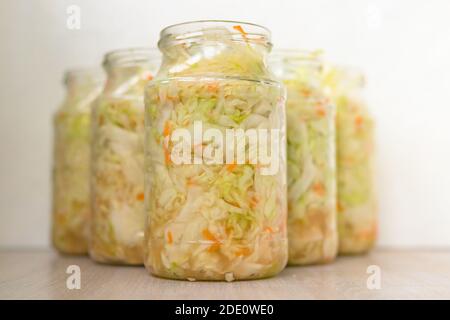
323, 67, 377, 254
144, 21, 288, 280
52, 68, 104, 254
90, 48, 160, 264
270, 50, 338, 265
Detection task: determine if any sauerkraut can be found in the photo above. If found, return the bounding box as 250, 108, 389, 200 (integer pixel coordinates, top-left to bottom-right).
271, 51, 337, 265
144, 21, 288, 280
323, 66, 377, 254
90, 49, 160, 264
52, 69, 104, 254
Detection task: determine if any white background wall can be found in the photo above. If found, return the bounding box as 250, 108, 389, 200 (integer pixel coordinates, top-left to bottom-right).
1, 0, 449, 248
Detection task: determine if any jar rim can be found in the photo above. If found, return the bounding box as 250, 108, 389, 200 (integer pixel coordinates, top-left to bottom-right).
269, 49, 324, 76
63, 68, 105, 85
159, 20, 272, 49
103, 47, 160, 68
323, 64, 366, 88
270, 49, 323, 63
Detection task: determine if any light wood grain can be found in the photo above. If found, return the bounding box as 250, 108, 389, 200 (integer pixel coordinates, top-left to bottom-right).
0, 249, 449, 299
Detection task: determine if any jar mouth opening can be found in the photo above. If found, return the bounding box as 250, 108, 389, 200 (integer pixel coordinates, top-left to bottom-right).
324, 64, 366, 88
63, 68, 105, 85
159, 20, 272, 49
103, 47, 160, 68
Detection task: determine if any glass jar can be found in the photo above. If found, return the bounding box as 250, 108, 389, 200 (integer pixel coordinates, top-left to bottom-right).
270, 50, 337, 265
52, 68, 104, 254
90, 48, 161, 264
144, 20, 288, 280
323, 66, 377, 254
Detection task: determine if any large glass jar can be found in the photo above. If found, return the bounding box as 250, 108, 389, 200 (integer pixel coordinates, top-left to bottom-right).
52, 69, 104, 254
145, 21, 288, 281
90, 48, 160, 264
270, 50, 337, 265
323, 67, 377, 254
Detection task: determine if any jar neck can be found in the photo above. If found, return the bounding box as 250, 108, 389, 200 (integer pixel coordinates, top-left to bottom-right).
103, 48, 160, 96
157, 21, 273, 80
322, 65, 365, 97
270, 50, 323, 86
63, 69, 104, 108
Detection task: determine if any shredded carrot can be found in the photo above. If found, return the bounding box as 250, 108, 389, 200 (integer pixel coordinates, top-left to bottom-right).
147, 74, 153, 81
233, 25, 248, 41
163, 145, 172, 164
312, 182, 326, 196
186, 177, 196, 186
300, 88, 311, 97
316, 106, 326, 117
355, 115, 364, 127
136, 192, 145, 201
226, 163, 237, 172
202, 229, 220, 252
249, 195, 259, 208
163, 121, 172, 137
264, 226, 274, 233
235, 247, 251, 257
167, 231, 173, 244
207, 244, 221, 253
207, 83, 219, 93
202, 229, 218, 242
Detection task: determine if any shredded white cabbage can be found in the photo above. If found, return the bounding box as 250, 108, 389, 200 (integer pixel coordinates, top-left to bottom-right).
270, 51, 338, 265
90, 51, 160, 264
144, 23, 288, 280
52, 69, 104, 254
323, 66, 377, 254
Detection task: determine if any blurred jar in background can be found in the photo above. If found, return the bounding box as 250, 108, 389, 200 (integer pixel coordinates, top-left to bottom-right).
323, 66, 377, 255
145, 21, 288, 280
270, 50, 338, 265
52, 68, 105, 254
90, 48, 160, 264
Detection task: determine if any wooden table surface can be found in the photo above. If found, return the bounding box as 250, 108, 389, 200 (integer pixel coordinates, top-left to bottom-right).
0, 249, 449, 299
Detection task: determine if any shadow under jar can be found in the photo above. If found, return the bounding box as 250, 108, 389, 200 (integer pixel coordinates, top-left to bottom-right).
270, 50, 338, 265
90, 48, 161, 265
144, 20, 288, 281
52, 68, 104, 255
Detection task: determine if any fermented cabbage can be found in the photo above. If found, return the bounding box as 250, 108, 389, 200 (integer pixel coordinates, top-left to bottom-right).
52, 69, 104, 254
90, 49, 160, 264
271, 50, 337, 265
145, 21, 288, 280
323, 66, 377, 254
